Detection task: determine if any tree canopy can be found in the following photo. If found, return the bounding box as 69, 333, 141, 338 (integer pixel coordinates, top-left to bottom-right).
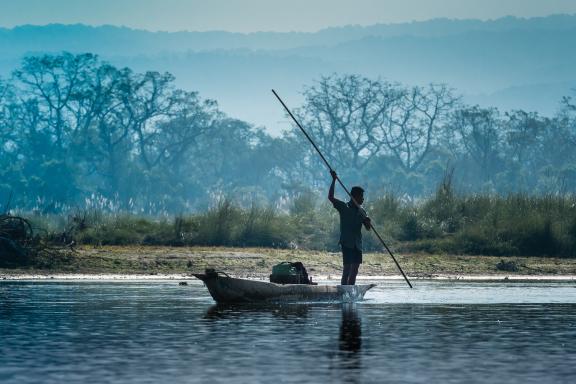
1, 54, 575, 213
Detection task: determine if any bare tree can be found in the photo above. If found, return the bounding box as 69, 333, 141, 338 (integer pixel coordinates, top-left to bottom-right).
560, 94, 576, 145
379, 84, 457, 172
153, 92, 219, 171
297, 74, 400, 172
13, 53, 99, 150
449, 105, 502, 182
116, 70, 181, 171
505, 110, 546, 167
0, 79, 14, 145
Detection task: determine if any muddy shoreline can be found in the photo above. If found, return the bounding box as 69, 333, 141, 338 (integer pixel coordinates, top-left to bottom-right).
2, 245, 576, 281
1, 272, 575, 282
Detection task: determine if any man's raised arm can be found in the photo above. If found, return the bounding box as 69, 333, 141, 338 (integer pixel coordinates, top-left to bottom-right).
328, 170, 337, 203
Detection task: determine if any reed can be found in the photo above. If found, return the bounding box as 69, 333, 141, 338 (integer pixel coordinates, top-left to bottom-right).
16, 189, 576, 258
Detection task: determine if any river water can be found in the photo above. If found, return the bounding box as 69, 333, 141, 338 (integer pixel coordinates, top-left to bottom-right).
1, 280, 575, 384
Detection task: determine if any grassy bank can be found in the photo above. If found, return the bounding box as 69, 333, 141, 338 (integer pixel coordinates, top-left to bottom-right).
2, 245, 576, 277
3, 183, 576, 273
20, 186, 576, 257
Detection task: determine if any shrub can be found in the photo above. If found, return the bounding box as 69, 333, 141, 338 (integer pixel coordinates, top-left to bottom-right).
194, 199, 242, 246
399, 213, 423, 241
13, 184, 576, 257
496, 260, 519, 272
238, 205, 290, 248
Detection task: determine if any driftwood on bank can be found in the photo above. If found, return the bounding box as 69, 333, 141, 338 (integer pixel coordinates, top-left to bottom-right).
0, 214, 34, 262
0, 213, 71, 268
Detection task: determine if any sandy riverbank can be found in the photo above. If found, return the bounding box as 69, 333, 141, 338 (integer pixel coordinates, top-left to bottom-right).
2, 245, 576, 281
1, 272, 575, 282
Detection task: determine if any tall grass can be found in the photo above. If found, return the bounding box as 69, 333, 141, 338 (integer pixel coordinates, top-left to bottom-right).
22, 188, 576, 258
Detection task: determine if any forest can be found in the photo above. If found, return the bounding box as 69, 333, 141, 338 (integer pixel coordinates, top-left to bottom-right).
2, 53, 576, 213
1, 53, 576, 259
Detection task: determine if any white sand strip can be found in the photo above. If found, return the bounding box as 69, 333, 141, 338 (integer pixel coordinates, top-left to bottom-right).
1, 273, 575, 281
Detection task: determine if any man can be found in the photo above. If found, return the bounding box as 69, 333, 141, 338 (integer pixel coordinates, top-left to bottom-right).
328, 170, 371, 285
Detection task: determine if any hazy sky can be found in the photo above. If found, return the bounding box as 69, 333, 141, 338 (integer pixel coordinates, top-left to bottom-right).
1, 0, 576, 32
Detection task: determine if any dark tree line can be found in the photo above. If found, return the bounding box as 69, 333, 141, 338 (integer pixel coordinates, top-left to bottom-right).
1, 55, 575, 214
0, 53, 280, 212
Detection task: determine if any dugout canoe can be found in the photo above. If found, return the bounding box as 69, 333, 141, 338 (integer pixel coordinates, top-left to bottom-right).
193, 270, 376, 303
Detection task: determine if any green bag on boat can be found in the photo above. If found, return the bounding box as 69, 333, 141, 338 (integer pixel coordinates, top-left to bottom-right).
270, 261, 314, 284
271, 262, 299, 276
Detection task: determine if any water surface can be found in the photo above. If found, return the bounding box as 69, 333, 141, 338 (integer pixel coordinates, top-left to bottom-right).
1, 280, 575, 383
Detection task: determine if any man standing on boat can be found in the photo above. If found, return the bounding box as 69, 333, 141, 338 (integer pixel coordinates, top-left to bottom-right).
328, 170, 371, 285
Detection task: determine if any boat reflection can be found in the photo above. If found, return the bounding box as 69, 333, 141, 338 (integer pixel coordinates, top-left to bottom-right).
204, 303, 362, 374
204, 302, 311, 320
204, 302, 364, 375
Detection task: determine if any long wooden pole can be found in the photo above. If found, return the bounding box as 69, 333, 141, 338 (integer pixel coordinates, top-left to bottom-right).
272, 89, 413, 289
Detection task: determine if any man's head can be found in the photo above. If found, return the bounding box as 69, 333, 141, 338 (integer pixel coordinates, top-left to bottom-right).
350, 186, 365, 205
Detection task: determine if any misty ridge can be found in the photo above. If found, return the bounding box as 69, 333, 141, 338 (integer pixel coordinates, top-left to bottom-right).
1, 14, 576, 130
0, 15, 576, 216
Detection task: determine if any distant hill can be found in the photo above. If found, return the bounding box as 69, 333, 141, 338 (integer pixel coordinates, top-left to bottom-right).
1, 15, 575, 134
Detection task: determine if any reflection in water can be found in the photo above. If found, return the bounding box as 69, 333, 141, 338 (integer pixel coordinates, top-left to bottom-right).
338, 304, 362, 373
339, 304, 362, 353
2, 282, 574, 384
204, 303, 310, 320
204, 302, 365, 377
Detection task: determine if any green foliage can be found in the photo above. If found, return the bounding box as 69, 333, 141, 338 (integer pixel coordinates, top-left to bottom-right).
238, 205, 289, 248
422, 171, 461, 234
2, 53, 576, 257
399, 213, 425, 241
3, 56, 576, 215
451, 227, 516, 256
76, 215, 170, 245
69, 200, 296, 248
194, 200, 242, 246
14, 188, 576, 259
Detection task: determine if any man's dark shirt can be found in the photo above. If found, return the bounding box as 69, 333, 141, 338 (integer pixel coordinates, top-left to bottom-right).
332, 198, 366, 251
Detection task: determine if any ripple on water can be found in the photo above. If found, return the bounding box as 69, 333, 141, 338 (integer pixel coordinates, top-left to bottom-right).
0, 281, 575, 384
